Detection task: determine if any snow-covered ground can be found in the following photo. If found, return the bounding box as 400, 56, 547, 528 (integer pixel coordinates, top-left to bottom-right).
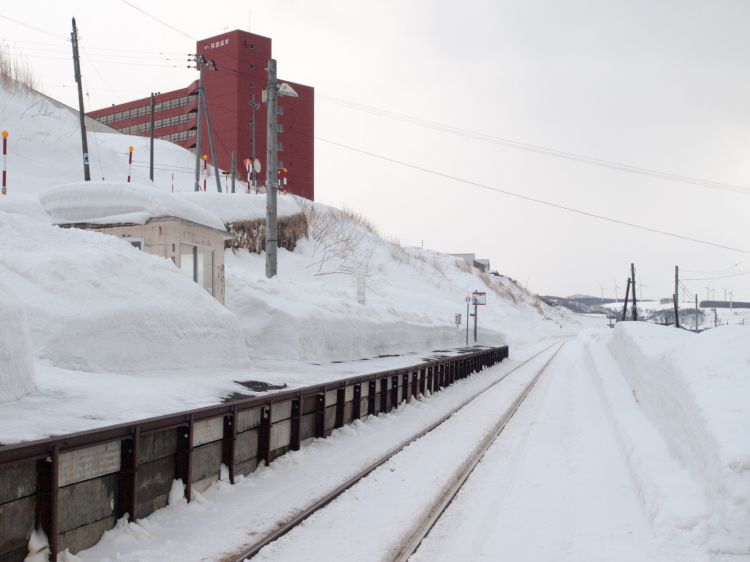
1, 81, 748, 561
0, 82, 577, 441
70, 326, 749, 562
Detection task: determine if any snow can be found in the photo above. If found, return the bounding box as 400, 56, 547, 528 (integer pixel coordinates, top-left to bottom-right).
0, 283, 37, 401
40, 181, 227, 230
0, 212, 249, 375
177, 191, 302, 223
2, 80, 749, 561
606, 322, 750, 554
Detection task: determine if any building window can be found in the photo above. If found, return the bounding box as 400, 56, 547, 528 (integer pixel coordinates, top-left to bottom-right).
180, 243, 214, 295
277, 142, 284, 152
277, 123, 284, 133
277, 105, 284, 115
127, 238, 144, 250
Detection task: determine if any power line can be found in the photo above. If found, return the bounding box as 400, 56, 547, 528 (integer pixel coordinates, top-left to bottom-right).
317, 136, 750, 255
317, 94, 750, 197
119, 0, 196, 41
682, 270, 750, 282
0, 14, 66, 40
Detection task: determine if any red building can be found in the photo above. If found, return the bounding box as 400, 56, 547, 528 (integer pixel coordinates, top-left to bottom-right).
88, 30, 314, 200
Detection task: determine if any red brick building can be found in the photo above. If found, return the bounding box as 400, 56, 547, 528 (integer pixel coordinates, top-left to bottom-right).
88, 30, 314, 200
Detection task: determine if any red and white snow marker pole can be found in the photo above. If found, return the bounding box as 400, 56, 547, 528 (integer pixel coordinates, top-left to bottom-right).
171, 172, 174, 193
2, 131, 8, 196
127, 145, 134, 183
202, 154, 208, 191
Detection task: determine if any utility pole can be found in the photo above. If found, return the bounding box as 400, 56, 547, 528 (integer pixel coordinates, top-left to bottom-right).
262, 59, 298, 278
230, 151, 236, 193
193, 58, 204, 192
631, 263, 638, 321
473, 301, 478, 343
201, 91, 222, 193
622, 278, 631, 321
71, 18, 90, 181
695, 295, 699, 333
149, 92, 156, 181
465, 297, 470, 347
673, 265, 680, 328
265, 59, 279, 278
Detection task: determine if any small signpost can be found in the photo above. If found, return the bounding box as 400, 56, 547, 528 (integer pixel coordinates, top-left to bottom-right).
455, 313, 462, 327
471, 291, 486, 343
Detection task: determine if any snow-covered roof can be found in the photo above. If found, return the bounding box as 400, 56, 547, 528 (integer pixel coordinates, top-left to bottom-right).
176, 191, 302, 223
40, 181, 227, 231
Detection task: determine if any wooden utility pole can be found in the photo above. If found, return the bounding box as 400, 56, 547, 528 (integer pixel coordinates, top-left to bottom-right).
630, 263, 638, 321
149, 93, 155, 181
674, 265, 680, 328
622, 278, 631, 321
694, 295, 699, 332
71, 18, 90, 181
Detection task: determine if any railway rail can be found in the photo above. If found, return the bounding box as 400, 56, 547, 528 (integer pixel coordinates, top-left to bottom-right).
226, 342, 563, 562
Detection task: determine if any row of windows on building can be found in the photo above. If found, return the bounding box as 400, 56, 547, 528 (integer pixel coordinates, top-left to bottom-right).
97, 94, 197, 125
162, 129, 197, 143
117, 112, 194, 135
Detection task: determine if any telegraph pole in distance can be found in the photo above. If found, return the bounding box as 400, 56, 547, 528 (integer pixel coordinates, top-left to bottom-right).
673, 265, 680, 328
200, 88, 222, 193
622, 277, 631, 321
265, 59, 279, 278
71, 18, 90, 181
149, 92, 156, 181
193, 57, 204, 192
230, 151, 236, 193
694, 295, 699, 332
630, 263, 637, 321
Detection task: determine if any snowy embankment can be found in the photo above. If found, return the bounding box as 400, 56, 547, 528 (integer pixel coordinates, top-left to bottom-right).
586, 323, 750, 555
0, 212, 249, 373
0, 80, 575, 435
0, 284, 37, 400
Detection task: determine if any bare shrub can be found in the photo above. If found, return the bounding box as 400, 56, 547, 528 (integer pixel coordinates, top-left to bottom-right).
299, 202, 377, 276
227, 212, 308, 253
0, 42, 37, 91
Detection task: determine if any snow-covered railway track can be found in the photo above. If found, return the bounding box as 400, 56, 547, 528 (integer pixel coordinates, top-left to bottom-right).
227, 342, 563, 562
393, 342, 563, 561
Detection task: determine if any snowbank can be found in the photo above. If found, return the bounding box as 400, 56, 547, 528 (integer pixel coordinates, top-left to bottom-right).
226, 208, 573, 361
40, 182, 226, 230
177, 192, 302, 223
0, 212, 249, 373
0, 284, 37, 401
608, 322, 750, 553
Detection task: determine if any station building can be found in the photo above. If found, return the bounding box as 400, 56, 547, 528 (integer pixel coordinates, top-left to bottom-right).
87, 30, 315, 200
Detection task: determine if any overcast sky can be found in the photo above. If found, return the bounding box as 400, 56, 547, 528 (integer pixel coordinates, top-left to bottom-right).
3, 0, 749, 301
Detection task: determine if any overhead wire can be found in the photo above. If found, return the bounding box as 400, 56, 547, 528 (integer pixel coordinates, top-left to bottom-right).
316, 136, 750, 255
316, 94, 750, 197
119, 0, 196, 41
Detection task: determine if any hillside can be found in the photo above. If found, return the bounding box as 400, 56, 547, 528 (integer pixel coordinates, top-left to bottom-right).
0, 81, 578, 441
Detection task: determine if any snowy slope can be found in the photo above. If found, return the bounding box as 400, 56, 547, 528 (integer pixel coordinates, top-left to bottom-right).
607, 323, 750, 553
0, 212, 249, 374
0, 283, 37, 400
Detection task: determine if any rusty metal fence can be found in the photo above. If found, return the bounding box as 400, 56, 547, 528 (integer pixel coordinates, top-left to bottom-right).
0, 346, 508, 561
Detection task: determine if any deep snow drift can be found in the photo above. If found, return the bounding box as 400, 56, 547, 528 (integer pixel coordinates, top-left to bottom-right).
0, 212, 249, 373
0, 283, 37, 400
606, 323, 750, 554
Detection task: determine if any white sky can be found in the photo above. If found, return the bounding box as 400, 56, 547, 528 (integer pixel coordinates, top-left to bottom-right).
2, 0, 749, 301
